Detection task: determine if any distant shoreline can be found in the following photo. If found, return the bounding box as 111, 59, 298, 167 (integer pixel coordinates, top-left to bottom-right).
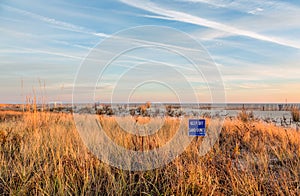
1, 102, 300, 105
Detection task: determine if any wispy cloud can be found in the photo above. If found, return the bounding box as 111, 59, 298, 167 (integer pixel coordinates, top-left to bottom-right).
176, 0, 300, 32
176, 0, 296, 16
120, 0, 300, 49
21, 47, 84, 60
2, 5, 109, 38
0, 47, 84, 62
176, 0, 269, 14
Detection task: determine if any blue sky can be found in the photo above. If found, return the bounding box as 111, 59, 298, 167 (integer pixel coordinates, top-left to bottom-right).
0, 0, 300, 103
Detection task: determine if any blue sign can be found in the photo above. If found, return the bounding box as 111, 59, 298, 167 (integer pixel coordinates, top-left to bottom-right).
188, 119, 206, 136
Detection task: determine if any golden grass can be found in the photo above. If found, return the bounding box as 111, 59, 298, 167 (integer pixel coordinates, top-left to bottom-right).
291, 107, 300, 122
0, 111, 299, 195
98, 116, 181, 151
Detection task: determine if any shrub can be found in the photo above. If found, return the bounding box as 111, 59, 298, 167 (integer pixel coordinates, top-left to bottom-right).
237, 109, 254, 122
291, 107, 300, 122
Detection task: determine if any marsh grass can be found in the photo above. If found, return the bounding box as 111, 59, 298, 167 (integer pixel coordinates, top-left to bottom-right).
98, 116, 181, 151
291, 107, 300, 122
237, 109, 254, 122
0, 111, 299, 195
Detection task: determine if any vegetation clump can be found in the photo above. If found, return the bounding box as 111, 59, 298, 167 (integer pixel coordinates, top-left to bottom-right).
237, 109, 254, 122
291, 107, 300, 122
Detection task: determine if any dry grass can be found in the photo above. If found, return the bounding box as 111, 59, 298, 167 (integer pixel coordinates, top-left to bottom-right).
291, 107, 300, 122
237, 109, 254, 122
0, 111, 299, 195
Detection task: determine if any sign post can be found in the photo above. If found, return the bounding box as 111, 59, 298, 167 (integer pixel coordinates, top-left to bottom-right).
188, 119, 206, 136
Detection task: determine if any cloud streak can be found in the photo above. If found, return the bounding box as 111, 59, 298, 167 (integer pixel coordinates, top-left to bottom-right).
176, 0, 270, 14
2, 5, 109, 38
120, 0, 300, 49
0, 46, 84, 60
177, 0, 299, 16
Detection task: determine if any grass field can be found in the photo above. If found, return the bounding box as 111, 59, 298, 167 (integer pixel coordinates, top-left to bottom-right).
0, 110, 299, 195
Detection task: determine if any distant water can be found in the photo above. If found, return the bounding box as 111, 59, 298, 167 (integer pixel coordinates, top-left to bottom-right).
90, 102, 300, 111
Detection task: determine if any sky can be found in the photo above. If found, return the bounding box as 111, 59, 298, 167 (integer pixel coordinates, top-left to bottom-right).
0, 0, 300, 103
